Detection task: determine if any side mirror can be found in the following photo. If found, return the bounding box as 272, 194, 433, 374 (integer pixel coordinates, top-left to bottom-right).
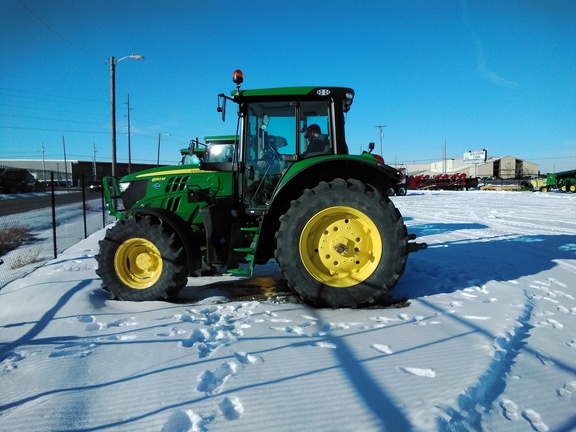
217, 94, 227, 122
261, 115, 270, 130
368, 142, 375, 153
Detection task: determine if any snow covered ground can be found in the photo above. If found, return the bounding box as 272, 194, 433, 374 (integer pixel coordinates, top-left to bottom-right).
1, 190, 575, 432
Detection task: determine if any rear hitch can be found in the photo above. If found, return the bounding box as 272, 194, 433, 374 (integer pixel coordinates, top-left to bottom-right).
407, 233, 427, 253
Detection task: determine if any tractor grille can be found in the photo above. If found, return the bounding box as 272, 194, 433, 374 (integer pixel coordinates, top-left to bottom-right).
164, 196, 182, 212
165, 176, 190, 193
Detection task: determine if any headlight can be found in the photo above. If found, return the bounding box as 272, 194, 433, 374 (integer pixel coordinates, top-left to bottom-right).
120, 179, 149, 209
119, 182, 131, 193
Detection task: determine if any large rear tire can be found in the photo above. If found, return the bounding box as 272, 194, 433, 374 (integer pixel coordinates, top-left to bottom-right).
275, 178, 409, 308
96, 216, 188, 301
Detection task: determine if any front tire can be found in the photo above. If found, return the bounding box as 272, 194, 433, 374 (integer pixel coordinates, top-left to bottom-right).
96, 216, 188, 301
275, 178, 409, 308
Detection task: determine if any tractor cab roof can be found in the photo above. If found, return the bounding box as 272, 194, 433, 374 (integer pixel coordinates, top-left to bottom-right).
204, 135, 238, 144
232, 87, 355, 112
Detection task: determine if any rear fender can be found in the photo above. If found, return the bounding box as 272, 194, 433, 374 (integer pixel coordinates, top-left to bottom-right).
256, 158, 401, 262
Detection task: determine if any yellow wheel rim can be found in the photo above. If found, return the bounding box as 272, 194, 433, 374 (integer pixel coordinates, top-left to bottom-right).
114, 237, 163, 289
570, 185, 576, 192
300, 206, 382, 288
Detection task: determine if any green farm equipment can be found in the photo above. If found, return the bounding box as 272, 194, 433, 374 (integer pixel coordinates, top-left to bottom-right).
96, 70, 426, 308
528, 169, 576, 193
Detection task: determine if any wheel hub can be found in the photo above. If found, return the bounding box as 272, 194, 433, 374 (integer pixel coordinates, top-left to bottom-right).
333, 241, 349, 254
115, 237, 163, 289
300, 206, 382, 288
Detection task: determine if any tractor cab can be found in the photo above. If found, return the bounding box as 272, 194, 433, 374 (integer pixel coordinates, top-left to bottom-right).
218, 70, 359, 213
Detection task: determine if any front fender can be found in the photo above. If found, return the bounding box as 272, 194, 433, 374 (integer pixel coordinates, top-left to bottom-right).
125, 207, 203, 274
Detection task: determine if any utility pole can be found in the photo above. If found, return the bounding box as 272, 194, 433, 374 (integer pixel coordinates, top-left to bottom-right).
374, 125, 386, 156
126, 94, 132, 174
62, 136, 69, 190
443, 140, 447, 175
92, 143, 97, 181
41, 142, 46, 184
157, 133, 171, 167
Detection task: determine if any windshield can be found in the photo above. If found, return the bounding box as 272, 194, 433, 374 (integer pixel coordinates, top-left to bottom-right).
205, 144, 235, 163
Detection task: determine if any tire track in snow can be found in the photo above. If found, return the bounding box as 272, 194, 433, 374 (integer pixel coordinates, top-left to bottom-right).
437, 294, 534, 431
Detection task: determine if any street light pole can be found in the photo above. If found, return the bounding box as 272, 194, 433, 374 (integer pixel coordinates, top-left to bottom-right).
110, 54, 144, 178
157, 133, 171, 167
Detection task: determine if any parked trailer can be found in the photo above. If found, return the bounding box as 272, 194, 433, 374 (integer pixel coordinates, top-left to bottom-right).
408, 173, 478, 190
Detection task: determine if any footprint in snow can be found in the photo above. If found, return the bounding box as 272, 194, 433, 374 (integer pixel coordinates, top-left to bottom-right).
108, 317, 138, 327
101, 334, 137, 341
181, 328, 209, 347
483, 298, 498, 303
310, 341, 337, 349
322, 322, 362, 331
556, 381, 576, 399
0, 351, 26, 373
399, 367, 436, 378
161, 409, 213, 432
50, 342, 96, 358
535, 318, 564, 329
271, 325, 306, 335
535, 351, 554, 366
156, 326, 187, 337
85, 322, 106, 332
197, 361, 238, 395
547, 277, 567, 288
522, 409, 549, 432
233, 351, 263, 364
370, 344, 393, 354
556, 305, 576, 315
219, 396, 244, 420
500, 398, 519, 421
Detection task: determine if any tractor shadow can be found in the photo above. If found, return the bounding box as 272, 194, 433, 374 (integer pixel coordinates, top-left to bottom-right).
176, 262, 299, 304
175, 261, 411, 309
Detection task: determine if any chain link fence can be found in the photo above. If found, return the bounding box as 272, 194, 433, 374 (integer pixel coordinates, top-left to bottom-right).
0, 175, 116, 289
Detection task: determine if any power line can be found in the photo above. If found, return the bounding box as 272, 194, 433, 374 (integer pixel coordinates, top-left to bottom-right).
16, 0, 101, 59
0, 125, 108, 134
0, 112, 106, 126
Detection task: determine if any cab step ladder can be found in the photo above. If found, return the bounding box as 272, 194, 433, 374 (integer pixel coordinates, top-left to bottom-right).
227, 226, 259, 276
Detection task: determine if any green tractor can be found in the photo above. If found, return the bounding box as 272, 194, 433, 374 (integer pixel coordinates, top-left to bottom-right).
96, 70, 426, 308
528, 170, 576, 193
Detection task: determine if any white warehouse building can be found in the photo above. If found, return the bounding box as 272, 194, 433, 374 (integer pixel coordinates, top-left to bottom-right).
405, 155, 539, 179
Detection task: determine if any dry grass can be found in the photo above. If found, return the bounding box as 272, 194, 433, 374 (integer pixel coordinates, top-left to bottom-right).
0, 226, 36, 255
10, 248, 42, 269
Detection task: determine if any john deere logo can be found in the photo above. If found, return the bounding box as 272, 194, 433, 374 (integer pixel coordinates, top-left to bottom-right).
316, 89, 331, 96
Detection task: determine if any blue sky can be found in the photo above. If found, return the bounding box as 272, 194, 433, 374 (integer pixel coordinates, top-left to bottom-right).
1, 0, 575, 173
